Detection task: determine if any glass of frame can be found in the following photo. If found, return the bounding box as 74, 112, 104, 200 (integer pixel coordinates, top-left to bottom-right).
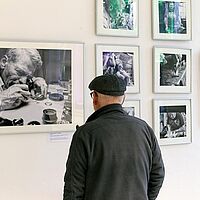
153, 47, 192, 93
152, 0, 192, 40
0, 41, 84, 134
153, 99, 192, 145
96, 44, 140, 93
122, 100, 140, 118
96, 0, 139, 37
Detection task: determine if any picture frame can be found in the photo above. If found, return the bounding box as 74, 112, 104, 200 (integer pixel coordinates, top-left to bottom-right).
96, 0, 139, 37
153, 47, 192, 93
0, 41, 84, 134
122, 100, 140, 118
153, 99, 192, 145
152, 0, 192, 40
96, 44, 140, 93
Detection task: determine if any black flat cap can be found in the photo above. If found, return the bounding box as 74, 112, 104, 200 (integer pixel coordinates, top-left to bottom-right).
88, 74, 126, 96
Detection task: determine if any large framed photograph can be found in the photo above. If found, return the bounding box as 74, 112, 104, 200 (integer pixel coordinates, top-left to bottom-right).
0, 41, 84, 134
122, 100, 140, 118
153, 99, 192, 145
152, 0, 192, 40
153, 47, 191, 93
96, 44, 140, 93
96, 0, 139, 37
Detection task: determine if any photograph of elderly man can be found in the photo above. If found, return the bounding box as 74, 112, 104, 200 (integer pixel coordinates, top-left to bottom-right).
0, 48, 72, 126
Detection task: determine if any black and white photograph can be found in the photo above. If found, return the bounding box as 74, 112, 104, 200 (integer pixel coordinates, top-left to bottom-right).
123, 100, 140, 118
154, 47, 191, 93
152, 0, 192, 40
160, 105, 186, 138
96, 44, 139, 93
96, 0, 138, 37
103, 51, 133, 86
0, 42, 84, 134
153, 99, 192, 145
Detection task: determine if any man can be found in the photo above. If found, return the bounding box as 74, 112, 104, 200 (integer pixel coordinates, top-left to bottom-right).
103, 53, 116, 75
114, 54, 130, 85
160, 53, 180, 86
0, 48, 47, 110
63, 74, 165, 200
167, 112, 184, 132
166, 112, 185, 138
164, 2, 182, 34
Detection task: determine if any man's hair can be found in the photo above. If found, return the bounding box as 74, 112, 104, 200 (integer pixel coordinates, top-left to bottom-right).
6, 48, 42, 70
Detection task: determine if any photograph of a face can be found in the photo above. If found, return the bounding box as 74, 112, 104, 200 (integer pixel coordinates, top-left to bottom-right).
96, 45, 139, 93
154, 47, 191, 93
153, 99, 191, 145
153, 0, 191, 40
122, 100, 140, 118
96, 0, 138, 37
0, 42, 83, 134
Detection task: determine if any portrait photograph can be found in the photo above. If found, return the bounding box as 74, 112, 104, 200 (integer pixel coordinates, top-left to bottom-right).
122, 100, 140, 118
152, 0, 192, 40
96, 44, 140, 93
153, 47, 191, 93
96, 0, 138, 37
0, 42, 84, 134
153, 99, 192, 145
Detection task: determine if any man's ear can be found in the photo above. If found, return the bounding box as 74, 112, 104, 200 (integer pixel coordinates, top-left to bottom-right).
0, 55, 8, 70
93, 95, 98, 105
93, 92, 99, 106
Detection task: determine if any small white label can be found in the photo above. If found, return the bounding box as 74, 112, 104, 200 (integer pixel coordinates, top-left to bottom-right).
49, 132, 72, 142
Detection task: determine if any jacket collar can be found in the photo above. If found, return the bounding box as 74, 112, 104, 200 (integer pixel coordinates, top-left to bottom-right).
86, 104, 125, 123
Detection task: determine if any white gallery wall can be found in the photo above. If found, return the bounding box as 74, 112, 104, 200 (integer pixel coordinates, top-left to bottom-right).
0, 0, 200, 199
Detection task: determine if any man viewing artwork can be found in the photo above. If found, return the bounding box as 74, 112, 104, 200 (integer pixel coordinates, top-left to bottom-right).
63, 74, 165, 200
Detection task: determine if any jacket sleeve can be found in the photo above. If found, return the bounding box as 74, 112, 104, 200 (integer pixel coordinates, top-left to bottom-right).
63, 128, 88, 200
147, 126, 165, 200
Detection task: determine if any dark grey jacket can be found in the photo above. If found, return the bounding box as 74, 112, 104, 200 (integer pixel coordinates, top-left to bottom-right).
63, 104, 165, 200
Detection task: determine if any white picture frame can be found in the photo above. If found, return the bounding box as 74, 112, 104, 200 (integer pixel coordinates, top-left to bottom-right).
153, 99, 192, 145
0, 41, 84, 134
153, 47, 192, 93
96, 44, 140, 93
122, 100, 140, 118
96, 0, 139, 37
152, 0, 192, 40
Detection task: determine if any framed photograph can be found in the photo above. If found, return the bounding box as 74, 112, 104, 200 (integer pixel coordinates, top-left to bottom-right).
153, 47, 191, 93
152, 0, 192, 40
0, 41, 84, 134
96, 0, 139, 37
122, 100, 140, 118
153, 99, 192, 145
96, 44, 140, 93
